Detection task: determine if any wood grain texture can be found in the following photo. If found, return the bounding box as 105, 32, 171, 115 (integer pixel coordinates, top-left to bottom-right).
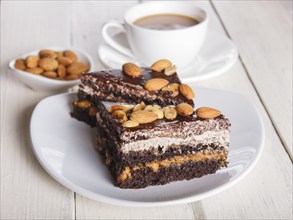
1, 0, 292, 219
212, 0, 293, 157
1, 1, 74, 219
76, 196, 195, 220
70, 0, 139, 70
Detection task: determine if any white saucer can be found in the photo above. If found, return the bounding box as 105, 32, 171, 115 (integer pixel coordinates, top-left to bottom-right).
98, 29, 238, 82
30, 88, 264, 207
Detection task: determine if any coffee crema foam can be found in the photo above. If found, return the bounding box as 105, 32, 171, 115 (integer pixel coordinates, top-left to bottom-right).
133, 13, 200, 30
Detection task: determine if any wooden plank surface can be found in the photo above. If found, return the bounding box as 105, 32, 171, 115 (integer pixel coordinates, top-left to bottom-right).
0, 1, 74, 219
212, 0, 293, 157
1, 0, 292, 219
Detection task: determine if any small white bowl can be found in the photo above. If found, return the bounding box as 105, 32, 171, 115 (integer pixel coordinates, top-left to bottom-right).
9, 47, 94, 92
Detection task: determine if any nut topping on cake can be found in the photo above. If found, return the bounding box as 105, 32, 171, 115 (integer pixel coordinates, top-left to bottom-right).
112, 110, 128, 122
162, 83, 179, 96
144, 104, 161, 111
196, 107, 221, 119
179, 84, 195, 100
151, 59, 172, 72
133, 101, 146, 112
130, 110, 158, 124
123, 120, 139, 128
151, 108, 164, 119
122, 63, 142, 77
144, 78, 169, 91
164, 65, 177, 76
176, 103, 194, 116
109, 104, 134, 113
74, 100, 91, 108
163, 106, 177, 120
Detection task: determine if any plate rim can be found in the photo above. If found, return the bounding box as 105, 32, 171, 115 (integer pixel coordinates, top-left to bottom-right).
30, 90, 264, 207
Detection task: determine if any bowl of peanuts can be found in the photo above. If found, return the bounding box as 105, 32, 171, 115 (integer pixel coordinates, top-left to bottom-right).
9, 47, 93, 92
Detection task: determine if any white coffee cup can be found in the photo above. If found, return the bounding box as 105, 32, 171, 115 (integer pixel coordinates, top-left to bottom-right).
102, 1, 208, 68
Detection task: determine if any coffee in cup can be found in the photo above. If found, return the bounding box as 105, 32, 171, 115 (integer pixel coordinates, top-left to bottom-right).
133, 14, 200, 30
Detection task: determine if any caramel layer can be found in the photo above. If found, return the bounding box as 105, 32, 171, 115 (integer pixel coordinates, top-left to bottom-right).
118, 151, 227, 181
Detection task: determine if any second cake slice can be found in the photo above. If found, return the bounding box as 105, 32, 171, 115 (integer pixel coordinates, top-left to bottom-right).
95, 100, 230, 189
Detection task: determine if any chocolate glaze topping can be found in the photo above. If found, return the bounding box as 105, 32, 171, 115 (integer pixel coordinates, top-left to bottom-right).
81, 68, 194, 106
85, 67, 181, 86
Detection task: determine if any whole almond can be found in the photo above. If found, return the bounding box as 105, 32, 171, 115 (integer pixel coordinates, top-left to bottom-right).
112, 110, 128, 122
38, 58, 58, 71
57, 57, 72, 67
176, 103, 194, 116
179, 84, 195, 100
39, 49, 56, 58
64, 50, 78, 63
122, 63, 142, 77
163, 106, 177, 120
56, 51, 64, 58
152, 108, 164, 119
123, 120, 139, 128
151, 59, 172, 72
196, 107, 221, 119
42, 53, 57, 59
42, 71, 57, 79
67, 62, 89, 75
57, 64, 66, 78
130, 110, 158, 124
15, 59, 26, 70
144, 78, 169, 91
170, 83, 179, 90
26, 55, 39, 68
164, 65, 177, 76
65, 74, 80, 80
26, 67, 43, 75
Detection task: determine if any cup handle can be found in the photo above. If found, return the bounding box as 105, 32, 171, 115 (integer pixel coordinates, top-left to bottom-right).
102, 21, 135, 59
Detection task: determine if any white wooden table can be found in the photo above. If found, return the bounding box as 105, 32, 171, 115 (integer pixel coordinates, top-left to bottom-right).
1, 1, 292, 219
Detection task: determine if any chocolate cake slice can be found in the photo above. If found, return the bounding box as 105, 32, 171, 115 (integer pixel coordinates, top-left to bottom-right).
77, 67, 194, 107
70, 61, 231, 189
94, 100, 231, 189
72, 63, 195, 127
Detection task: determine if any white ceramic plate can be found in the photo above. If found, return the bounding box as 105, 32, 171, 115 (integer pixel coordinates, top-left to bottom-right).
98, 29, 238, 82
30, 88, 264, 207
